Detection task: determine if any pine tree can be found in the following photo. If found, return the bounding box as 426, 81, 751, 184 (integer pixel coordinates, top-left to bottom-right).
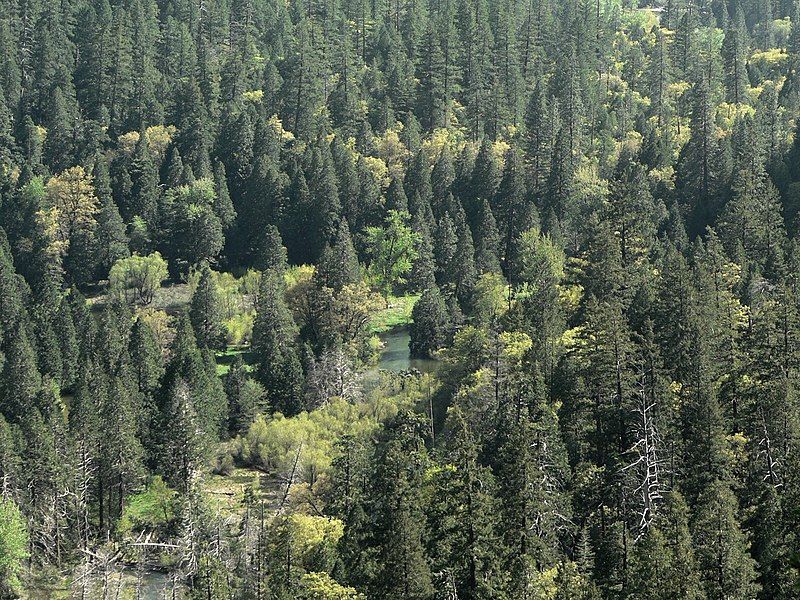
315, 219, 361, 292
252, 273, 304, 416
212, 162, 236, 232
164, 313, 227, 441
676, 79, 720, 235
189, 264, 226, 351
1, 325, 41, 424
225, 356, 267, 435
474, 199, 502, 274
306, 147, 343, 262
467, 138, 501, 230
128, 132, 160, 225
452, 206, 478, 310
647, 28, 674, 128
371, 412, 434, 599
495, 369, 571, 594
253, 224, 289, 275
386, 175, 409, 213
492, 147, 533, 282
720, 8, 749, 106
692, 479, 760, 600
409, 208, 437, 292
523, 81, 552, 195
129, 316, 164, 396
162, 377, 203, 493
426, 404, 503, 598
434, 211, 458, 292
92, 158, 129, 277
409, 285, 451, 358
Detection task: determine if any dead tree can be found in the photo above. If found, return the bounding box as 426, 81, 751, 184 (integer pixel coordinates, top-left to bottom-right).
621, 378, 666, 539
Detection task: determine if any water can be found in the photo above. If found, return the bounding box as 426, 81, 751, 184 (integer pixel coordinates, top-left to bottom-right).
377, 328, 438, 373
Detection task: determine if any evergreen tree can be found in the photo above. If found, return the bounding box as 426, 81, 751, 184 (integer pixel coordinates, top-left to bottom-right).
189, 264, 226, 351
692, 479, 760, 600
474, 199, 502, 275
252, 273, 304, 416
225, 356, 268, 435
370, 413, 434, 599
409, 285, 451, 358
315, 219, 361, 292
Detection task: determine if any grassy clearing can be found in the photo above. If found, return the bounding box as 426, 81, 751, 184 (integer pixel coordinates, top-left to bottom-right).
87, 282, 193, 315
215, 347, 254, 376
203, 467, 265, 520
371, 294, 419, 333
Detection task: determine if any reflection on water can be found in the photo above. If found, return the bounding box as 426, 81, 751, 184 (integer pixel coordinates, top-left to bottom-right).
377, 328, 438, 373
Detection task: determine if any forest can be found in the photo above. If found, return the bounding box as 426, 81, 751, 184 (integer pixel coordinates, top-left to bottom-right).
1, 0, 800, 597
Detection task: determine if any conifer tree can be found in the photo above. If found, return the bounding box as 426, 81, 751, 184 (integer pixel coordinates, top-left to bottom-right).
492, 147, 533, 281
474, 200, 502, 275
692, 479, 760, 600
315, 219, 361, 292
253, 224, 289, 275
92, 158, 129, 276
409, 209, 437, 292
721, 8, 749, 106
162, 377, 203, 493
128, 132, 160, 225
225, 356, 268, 435
426, 405, 503, 598
370, 412, 434, 599
189, 264, 226, 351
409, 285, 451, 358
252, 273, 304, 416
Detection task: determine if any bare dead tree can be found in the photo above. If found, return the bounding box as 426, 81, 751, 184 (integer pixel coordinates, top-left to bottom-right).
621, 377, 667, 540
305, 346, 363, 409
758, 409, 781, 488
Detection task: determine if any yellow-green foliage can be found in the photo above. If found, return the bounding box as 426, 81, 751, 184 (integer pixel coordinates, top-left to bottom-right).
750, 48, 787, 66
372, 126, 410, 181
289, 514, 345, 566
144, 125, 177, 161
237, 398, 380, 480
285, 264, 315, 291
135, 307, 172, 349
188, 267, 258, 345
471, 272, 509, 325
243, 89, 264, 102
299, 572, 365, 599
237, 383, 421, 486
717, 102, 756, 130
225, 312, 254, 347
420, 127, 466, 163
109, 252, 169, 305
527, 566, 559, 600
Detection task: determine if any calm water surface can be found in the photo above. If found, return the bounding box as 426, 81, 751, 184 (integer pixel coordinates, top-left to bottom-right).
377, 328, 438, 373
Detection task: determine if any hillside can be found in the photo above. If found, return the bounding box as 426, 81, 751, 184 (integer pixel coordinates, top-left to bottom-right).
1, 0, 800, 598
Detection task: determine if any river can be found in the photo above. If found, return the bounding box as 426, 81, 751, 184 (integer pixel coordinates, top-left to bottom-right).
377, 327, 438, 373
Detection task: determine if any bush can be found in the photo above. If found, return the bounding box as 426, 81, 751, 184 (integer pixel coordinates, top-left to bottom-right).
109, 252, 168, 305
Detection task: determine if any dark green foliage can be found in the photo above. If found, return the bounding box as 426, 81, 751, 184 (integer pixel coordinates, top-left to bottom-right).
252, 273, 304, 416
225, 356, 267, 434
369, 412, 434, 599
315, 219, 360, 291
409, 285, 450, 358
189, 264, 226, 350
0, 1, 799, 596
692, 480, 760, 600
